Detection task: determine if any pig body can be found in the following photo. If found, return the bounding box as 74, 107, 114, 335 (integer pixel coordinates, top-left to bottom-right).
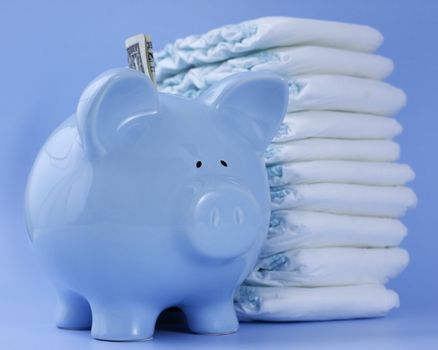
25, 68, 288, 340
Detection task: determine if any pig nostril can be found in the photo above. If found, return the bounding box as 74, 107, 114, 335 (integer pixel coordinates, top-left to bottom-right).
234, 207, 244, 225
210, 208, 220, 227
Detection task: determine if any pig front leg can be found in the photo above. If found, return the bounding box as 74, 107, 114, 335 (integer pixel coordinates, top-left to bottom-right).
183, 298, 239, 335
56, 289, 92, 330
90, 301, 160, 341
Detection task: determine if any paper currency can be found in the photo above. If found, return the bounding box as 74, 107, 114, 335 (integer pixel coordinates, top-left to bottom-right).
125, 34, 156, 83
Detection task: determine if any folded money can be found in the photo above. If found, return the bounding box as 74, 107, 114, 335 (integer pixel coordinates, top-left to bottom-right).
245, 247, 409, 287
264, 139, 400, 164
263, 210, 407, 256
270, 183, 417, 217
156, 17, 384, 81
159, 46, 393, 94
273, 111, 402, 142
235, 284, 399, 321
267, 160, 415, 187
125, 33, 156, 82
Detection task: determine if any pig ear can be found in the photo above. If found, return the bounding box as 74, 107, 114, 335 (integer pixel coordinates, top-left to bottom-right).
76, 68, 158, 158
201, 72, 289, 153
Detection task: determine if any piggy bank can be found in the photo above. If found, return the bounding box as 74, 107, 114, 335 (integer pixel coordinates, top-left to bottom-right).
25, 68, 288, 341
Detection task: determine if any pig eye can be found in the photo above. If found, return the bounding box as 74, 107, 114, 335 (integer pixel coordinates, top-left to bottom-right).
220, 160, 228, 167
196, 161, 202, 168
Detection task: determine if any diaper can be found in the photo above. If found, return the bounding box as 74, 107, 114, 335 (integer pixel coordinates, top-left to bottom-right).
286, 75, 406, 116
159, 46, 393, 94
263, 210, 407, 256
161, 74, 406, 117
235, 284, 399, 321
156, 17, 384, 81
264, 139, 400, 164
267, 160, 415, 187
270, 183, 417, 217
273, 111, 402, 142
245, 247, 409, 287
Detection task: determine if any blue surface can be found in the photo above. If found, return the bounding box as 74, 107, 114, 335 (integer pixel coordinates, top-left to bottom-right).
0, 0, 437, 348
2, 297, 438, 350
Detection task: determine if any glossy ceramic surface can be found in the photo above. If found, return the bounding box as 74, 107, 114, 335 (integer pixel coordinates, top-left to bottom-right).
24, 68, 288, 341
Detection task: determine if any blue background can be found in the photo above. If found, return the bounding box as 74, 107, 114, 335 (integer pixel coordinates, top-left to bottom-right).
1, 0, 437, 348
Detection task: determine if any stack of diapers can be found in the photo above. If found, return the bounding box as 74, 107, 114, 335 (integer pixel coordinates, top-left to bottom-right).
156, 17, 417, 322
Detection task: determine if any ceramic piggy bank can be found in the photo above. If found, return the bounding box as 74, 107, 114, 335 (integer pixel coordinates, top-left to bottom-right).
25, 68, 288, 341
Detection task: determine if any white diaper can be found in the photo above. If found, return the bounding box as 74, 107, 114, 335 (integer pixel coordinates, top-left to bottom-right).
159, 46, 393, 94
273, 111, 402, 142
267, 160, 415, 187
161, 74, 406, 117
264, 139, 400, 164
270, 183, 417, 217
235, 284, 399, 321
263, 210, 407, 256
286, 75, 406, 116
156, 17, 383, 81
245, 247, 409, 287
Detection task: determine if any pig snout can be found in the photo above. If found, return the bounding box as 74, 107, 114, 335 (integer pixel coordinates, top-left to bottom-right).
183, 179, 263, 260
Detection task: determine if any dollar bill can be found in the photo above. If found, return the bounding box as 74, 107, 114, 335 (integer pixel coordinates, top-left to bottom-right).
145, 37, 156, 82
125, 34, 156, 83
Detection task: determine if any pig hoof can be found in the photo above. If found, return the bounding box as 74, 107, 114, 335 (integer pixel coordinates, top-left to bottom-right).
56, 290, 92, 330
90, 304, 158, 341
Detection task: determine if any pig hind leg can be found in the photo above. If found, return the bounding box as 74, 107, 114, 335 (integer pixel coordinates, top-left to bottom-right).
182, 299, 239, 335
56, 289, 92, 330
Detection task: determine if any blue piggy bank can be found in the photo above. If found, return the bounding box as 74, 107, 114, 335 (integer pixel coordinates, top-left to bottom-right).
25, 68, 288, 341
